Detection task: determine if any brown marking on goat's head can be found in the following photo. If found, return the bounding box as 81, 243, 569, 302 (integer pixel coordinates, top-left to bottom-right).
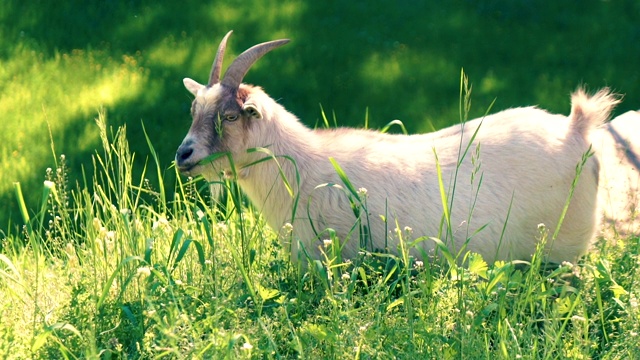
175, 31, 288, 180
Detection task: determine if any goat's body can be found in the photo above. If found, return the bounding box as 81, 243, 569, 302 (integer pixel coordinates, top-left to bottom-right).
176, 32, 619, 264
230, 88, 613, 264
594, 110, 640, 236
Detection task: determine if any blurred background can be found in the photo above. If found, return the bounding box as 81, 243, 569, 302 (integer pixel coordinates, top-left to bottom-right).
1, 0, 639, 233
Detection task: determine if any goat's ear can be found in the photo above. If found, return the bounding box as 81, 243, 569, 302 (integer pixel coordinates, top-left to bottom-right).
183, 78, 204, 96
243, 103, 263, 120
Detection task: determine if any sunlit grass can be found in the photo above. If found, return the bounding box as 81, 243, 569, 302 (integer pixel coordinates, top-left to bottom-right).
0, 0, 310, 230
0, 44, 148, 228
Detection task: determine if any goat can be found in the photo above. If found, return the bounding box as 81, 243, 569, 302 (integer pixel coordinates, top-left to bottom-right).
594, 110, 640, 236
176, 31, 619, 264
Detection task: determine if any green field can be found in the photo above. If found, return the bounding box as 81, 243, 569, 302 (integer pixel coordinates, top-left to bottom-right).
1, 0, 640, 358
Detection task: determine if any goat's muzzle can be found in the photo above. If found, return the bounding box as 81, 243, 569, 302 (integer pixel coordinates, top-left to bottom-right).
175, 141, 196, 173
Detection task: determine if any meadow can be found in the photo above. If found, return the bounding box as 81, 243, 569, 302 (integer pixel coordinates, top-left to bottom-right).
1, 0, 640, 358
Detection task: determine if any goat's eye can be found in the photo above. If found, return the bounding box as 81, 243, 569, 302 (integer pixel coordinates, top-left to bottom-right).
225, 114, 239, 122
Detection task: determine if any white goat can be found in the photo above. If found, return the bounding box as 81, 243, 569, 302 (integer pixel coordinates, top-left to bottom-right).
176, 31, 619, 264
594, 110, 640, 236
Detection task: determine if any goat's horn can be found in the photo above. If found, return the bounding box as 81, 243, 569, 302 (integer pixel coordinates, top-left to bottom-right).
221, 38, 290, 89
208, 31, 233, 86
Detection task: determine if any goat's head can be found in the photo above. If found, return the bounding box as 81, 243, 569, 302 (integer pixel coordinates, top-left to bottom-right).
175, 31, 289, 180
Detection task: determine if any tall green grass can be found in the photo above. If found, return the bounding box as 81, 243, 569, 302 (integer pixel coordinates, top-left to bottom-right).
1, 83, 640, 358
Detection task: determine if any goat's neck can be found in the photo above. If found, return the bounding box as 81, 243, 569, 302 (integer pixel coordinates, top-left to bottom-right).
236, 113, 320, 229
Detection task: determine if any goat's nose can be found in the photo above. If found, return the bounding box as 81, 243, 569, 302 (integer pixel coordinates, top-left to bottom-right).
176, 144, 194, 165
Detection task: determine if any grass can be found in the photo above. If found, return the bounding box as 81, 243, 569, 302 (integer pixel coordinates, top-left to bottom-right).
2, 82, 640, 358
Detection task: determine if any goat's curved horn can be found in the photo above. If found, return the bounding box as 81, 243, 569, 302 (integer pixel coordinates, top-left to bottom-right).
208, 31, 233, 86
221, 38, 290, 89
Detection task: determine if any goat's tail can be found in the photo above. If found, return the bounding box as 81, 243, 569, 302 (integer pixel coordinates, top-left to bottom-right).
569, 87, 620, 140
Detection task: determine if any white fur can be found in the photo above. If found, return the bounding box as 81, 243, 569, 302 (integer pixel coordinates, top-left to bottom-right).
179, 82, 619, 264
594, 110, 640, 236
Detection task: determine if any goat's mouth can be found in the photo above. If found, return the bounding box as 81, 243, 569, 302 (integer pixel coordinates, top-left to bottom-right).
176, 158, 221, 178
176, 161, 199, 176
175, 151, 229, 178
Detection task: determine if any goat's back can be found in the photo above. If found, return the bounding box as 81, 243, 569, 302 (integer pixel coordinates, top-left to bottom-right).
297, 91, 616, 263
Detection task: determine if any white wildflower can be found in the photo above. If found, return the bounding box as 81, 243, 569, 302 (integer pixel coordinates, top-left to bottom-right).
216, 221, 228, 232
242, 342, 253, 350
357, 187, 368, 198
152, 216, 170, 231
323, 239, 332, 248
91, 218, 102, 231
281, 222, 294, 237
630, 293, 638, 309
415, 261, 424, 269
137, 267, 151, 277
